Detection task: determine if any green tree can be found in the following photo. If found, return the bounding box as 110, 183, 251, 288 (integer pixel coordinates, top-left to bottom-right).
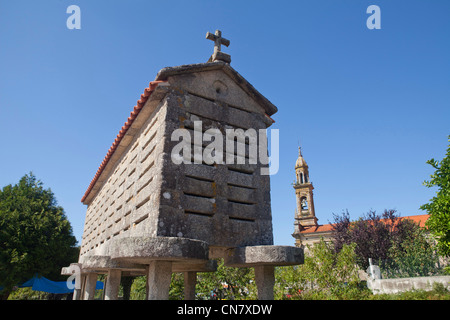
196, 259, 255, 300
274, 264, 306, 299
331, 209, 434, 270
128, 261, 256, 300
420, 135, 450, 257
385, 220, 441, 278
0, 173, 78, 299
275, 239, 362, 299
129, 276, 146, 300
302, 240, 360, 294
169, 273, 185, 300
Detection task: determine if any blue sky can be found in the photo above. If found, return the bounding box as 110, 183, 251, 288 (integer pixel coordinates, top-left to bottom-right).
0, 0, 449, 246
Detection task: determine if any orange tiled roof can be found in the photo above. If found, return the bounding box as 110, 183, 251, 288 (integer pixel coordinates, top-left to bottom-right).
300, 224, 334, 234
300, 214, 429, 234
81, 80, 167, 203
398, 214, 429, 228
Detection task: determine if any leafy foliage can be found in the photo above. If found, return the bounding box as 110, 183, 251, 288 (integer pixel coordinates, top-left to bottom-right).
195, 259, 256, 300
331, 209, 443, 278
0, 173, 78, 299
127, 259, 257, 300
332, 209, 433, 270
169, 272, 184, 300
275, 239, 363, 299
129, 275, 146, 300
420, 135, 450, 257
333, 209, 397, 269
383, 220, 442, 278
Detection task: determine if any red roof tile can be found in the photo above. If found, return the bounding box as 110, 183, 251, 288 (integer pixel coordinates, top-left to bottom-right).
299, 214, 429, 234
81, 80, 167, 203
397, 214, 429, 228
300, 224, 334, 234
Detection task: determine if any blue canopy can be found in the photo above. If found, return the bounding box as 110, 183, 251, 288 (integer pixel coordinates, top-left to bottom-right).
19, 274, 103, 294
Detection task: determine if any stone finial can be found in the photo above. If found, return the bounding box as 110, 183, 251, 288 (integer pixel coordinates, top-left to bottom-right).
206, 30, 231, 63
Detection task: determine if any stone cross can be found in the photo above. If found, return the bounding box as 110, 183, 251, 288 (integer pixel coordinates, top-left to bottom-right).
206, 30, 231, 63
206, 30, 230, 54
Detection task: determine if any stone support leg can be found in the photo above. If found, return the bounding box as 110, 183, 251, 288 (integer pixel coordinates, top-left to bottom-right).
73, 274, 86, 300
146, 261, 172, 300
84, 273, 98, 300
105, 269, 121, 300
183, 272, 197, 300
254, 265, 275, 300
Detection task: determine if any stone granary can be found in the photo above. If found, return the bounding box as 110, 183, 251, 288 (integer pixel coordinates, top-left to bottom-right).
62, 30, 303, 300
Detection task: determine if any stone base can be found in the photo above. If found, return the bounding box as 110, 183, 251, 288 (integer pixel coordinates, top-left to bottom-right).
224, 245, 304, 268
224, 245, 303, 300
207, 51, 231, 63
61, 239, 304, 300
62, 237, 216, 276
109, 236, 210, 264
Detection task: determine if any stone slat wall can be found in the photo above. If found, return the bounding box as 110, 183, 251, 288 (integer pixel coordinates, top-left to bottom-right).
80, 102, 166, 258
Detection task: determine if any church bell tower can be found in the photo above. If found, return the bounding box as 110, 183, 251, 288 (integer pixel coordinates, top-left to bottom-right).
292, 147, 318, 246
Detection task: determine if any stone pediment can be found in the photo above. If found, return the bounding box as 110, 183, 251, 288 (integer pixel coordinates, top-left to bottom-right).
155, 61, 277, 117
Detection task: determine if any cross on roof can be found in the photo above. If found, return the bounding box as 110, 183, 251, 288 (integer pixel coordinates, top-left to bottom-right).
206, 30, 231, 63
206, 30, 230, 54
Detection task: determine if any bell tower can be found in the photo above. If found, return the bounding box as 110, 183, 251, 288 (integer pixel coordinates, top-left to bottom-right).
292, 147, 318, 246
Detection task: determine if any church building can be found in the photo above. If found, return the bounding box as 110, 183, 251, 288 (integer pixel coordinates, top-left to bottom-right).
291, 147, 332, 248
291, 147, 429, 248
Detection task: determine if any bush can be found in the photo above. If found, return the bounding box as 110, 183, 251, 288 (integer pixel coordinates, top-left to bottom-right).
195, 259, 256, 300
275, 239, 366, 300
332, 209, 443, 276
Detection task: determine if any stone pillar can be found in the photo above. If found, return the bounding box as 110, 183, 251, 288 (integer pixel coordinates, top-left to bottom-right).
73, 274, 86, 300
84, 273, 98, 300
183, 272, 197, 300
104, 269, 121, 300
254, 265, 275, 300
146, 260, 172, 300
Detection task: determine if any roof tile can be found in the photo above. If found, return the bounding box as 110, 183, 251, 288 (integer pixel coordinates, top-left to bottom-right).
300, 214, 429, 234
